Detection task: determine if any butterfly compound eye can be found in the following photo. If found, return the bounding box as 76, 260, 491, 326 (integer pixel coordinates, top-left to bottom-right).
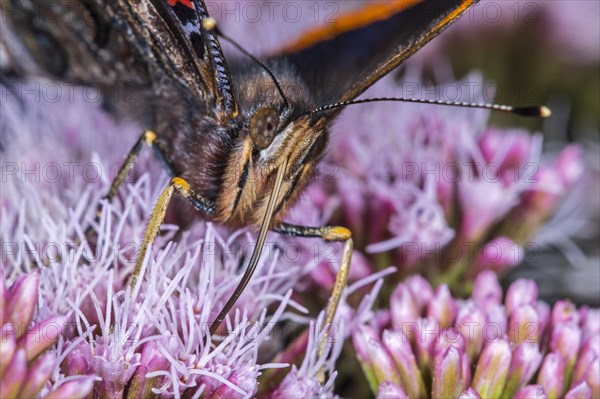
249, 108, 280, 149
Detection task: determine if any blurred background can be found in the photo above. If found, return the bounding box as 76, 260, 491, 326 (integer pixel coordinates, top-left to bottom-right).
418, 0, 599, 305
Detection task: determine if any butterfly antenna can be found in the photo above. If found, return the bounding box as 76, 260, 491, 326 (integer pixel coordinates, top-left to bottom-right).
311, 97, 552, 118
202, 18, 290, 109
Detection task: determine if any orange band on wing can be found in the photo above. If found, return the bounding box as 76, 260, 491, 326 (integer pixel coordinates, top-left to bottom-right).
434, 0, 476, 35
281, 0, 422, 53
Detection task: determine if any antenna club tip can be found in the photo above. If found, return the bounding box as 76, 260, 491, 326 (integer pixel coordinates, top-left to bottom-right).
540, 106, 552, 118
513, 105, 552, 118
202, 17, 217, 31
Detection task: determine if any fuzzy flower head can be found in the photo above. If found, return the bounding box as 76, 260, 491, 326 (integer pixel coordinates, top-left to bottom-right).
0, 80, 392, 398
354, 272, 600, 398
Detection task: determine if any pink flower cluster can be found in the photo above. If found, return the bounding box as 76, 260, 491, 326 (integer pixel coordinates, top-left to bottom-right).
322, 71, 586, 287
1, 272, 94, 398
353, 272, 600, 398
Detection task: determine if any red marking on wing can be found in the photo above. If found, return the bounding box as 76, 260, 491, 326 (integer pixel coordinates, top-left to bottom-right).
168, 0, 194, 9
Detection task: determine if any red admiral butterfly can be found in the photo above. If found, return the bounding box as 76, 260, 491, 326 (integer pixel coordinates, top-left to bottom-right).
1, 0, 547, 343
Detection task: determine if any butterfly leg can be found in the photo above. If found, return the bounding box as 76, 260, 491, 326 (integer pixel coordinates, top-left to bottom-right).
86, 130, 175, 237
130, 177, 215, 291
273, 223, 353, 373
105, 130, 174, 201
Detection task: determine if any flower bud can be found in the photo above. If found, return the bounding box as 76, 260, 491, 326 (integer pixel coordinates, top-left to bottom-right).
535, 301, 551, 338
405, 275, 433, 311
353, 326, 401, 393
502, 343, 543, 398
6, 273, 39, 337
390, 284, 419, 333
372, 310, 391, 336
521, 167, 564, 223
458, 179, 513, 242
564, 382, 592, 399
0, 348, 27, 398
580, 355, 599, 399
212, 370, 258, 399
572, 337, 599, 387
552, 300, 579, 326
555, 144, 584, 188
506, 279, 538, 314
472, 271, 502, 310
473, 237, 523, 274
472, 338, 512, 398
382, 329, 426, 399
432, 346, 467, 399
415, 317, 439, 373
427, 285, 457, 328
434, 328, 465, 365
581, 309, 599, 343
479, 129, 531, 172
128, 339, 177, 399
44, 376, 95, 399
20, 353, 55, 398
19, 316, 66, 362
537, 352, 565, 399
457, 301, 485, 361
0, 332, 16, 377
509, 304, 541, 345
483, 305, 508, 343
62, 340, 92, 376
550, 322, 582, 380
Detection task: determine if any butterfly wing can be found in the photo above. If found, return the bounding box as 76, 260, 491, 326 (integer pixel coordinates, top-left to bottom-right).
275, 0, 478, 114
0, 0, 237, 120
0, 1, 142, 86
147, 0, 238, 120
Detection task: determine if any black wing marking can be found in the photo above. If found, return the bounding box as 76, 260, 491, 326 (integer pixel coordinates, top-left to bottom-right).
148, 0, 238, 121
0, 0, 237, 121
275, 0, 478, 117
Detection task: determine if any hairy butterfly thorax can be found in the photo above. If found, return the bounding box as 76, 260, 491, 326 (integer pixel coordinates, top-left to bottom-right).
155, 60, 326, 228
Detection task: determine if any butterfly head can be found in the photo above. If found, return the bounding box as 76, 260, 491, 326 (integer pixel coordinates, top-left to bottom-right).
216, 64, 328, 226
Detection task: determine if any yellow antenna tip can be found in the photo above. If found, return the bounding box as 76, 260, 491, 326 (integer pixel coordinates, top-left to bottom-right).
540, 106, 552, 118
202, 17, 217, 31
